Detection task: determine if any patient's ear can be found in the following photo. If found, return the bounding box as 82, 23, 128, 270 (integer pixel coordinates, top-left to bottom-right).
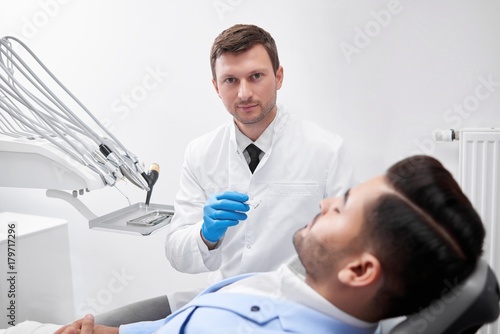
337, 253, 381, 287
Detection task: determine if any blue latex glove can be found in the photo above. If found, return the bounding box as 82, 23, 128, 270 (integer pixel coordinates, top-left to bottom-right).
201, 191, 250, 243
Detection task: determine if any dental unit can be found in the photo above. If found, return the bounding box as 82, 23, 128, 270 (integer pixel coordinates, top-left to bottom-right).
0, 36, 173, 235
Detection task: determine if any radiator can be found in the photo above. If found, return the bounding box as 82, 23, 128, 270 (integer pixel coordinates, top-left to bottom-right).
458, 128, 500, 334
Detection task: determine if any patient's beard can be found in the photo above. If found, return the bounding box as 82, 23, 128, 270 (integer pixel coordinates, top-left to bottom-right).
293, 228, 341, 283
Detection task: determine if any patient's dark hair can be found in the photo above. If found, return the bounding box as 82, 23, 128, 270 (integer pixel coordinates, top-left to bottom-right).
210, 24, 280, 81
367, 155, 485, 318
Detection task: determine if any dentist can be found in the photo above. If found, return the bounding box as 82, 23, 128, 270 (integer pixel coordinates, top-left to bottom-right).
163, 23, 355, 309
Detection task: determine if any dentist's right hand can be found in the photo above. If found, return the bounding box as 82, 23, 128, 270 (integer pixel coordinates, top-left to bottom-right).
201, 191, 250, 244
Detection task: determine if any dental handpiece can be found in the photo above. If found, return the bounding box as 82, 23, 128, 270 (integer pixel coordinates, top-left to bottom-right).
144, 163, 160, 206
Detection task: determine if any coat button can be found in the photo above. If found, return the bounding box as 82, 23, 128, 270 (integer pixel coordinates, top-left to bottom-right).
251, 306, 260, 312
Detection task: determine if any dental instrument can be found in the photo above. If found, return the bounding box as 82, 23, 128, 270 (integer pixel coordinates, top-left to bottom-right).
145, 163, 160, 206
245, 197, 261, 209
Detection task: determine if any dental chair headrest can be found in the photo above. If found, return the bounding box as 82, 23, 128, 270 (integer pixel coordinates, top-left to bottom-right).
389, 259, 500, 334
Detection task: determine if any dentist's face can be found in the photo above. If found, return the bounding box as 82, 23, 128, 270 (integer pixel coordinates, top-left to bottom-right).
212, 44, 283, 128
293, 176, 391, 281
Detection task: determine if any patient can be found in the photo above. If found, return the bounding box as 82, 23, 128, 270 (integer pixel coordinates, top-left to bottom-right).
56, 155, 485, 334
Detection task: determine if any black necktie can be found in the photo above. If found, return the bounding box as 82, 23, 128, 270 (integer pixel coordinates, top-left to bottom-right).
246, 144, 262, 173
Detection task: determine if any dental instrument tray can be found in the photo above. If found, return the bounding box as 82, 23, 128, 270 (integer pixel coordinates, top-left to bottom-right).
89, 203, 174, 236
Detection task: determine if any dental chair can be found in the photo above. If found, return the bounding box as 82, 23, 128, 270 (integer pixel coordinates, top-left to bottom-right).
380, 259, 500, 334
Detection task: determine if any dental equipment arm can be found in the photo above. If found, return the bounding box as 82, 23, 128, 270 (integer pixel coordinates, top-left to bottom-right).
0, 36, 173, 235
0, 36, 149, 191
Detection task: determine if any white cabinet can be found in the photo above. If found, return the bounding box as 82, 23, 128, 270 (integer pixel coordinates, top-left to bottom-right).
0, 212, 74, 328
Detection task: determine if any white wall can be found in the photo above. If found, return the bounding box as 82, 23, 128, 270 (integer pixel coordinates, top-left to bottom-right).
0, 0, 499, 322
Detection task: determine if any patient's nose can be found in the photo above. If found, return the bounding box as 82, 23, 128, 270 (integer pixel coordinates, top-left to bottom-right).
320, 197, 337, 214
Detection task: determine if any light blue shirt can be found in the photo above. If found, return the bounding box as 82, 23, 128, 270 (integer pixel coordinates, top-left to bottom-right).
120, 259, 378, 334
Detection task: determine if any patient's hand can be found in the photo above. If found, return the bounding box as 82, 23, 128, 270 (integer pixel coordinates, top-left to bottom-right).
55, 314, 119, 334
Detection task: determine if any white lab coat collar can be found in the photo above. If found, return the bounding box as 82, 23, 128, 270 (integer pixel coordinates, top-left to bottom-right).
233, 104, 286, 154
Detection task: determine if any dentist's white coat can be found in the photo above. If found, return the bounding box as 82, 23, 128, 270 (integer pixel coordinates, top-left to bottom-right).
165, 106, 355, 285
